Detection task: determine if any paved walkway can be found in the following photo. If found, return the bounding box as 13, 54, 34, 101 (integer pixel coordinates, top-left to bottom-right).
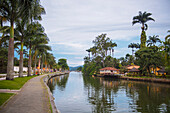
0, 75, 51, 113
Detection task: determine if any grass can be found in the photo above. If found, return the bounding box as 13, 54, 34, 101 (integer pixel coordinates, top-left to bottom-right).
0, 75, 37, 90
0, 93, 14, 106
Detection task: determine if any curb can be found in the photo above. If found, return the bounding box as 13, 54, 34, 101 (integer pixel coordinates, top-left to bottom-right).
43, 75, 60, 113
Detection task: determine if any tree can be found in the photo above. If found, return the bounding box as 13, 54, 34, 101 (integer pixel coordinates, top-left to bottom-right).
163, 30, 170, 74
15, 19, 29, 77
25, 22, 46, 76
135, 47, 163, 75
147, 35, 161, 47
132, 11, 155, 48
110, 42, 117, 57
86, 49, 91, 59
0, 0, 45, 79
77, 66, 82, 71
128, 43, 136, 56
0, 0, 24, 79
58, 59, 69, 71
92, 34, 116, 67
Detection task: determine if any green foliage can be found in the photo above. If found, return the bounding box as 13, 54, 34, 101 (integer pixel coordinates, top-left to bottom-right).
77, 66, 82, 71
140, 30, 146, 48
0, 75, 37, 89
135, 47, 164, 75
83, 34, 118, 75
132, 11, 155, 49
0, 93, 14, 106
0, 47, 8, 73
58, 59, 69, 71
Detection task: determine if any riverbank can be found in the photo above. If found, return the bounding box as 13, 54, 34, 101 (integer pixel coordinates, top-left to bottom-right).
94, 74, 170, 84
120, 76, 170, 84
43, 72, 69, 113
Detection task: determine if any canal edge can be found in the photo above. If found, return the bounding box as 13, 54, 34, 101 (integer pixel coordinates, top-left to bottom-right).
43, 73, 69, 113
43, 74, 60, 113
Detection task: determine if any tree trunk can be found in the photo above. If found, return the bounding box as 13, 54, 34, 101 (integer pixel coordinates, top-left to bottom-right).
38, 57, 41, 75
105, 50, 107, 56
19, 40, 23, 77
41, 58, 43, 74
132, 48, 134, 56
112, 49, 114, 58
6, 23, 14, 80
34, 55, 37, 75
140, 24, 146, 48
27, 48, 32, 76
45, 64, 47, 73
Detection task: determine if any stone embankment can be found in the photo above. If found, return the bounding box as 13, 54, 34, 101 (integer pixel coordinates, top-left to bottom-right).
120, 76, 170, 84
43, 72, 69, 113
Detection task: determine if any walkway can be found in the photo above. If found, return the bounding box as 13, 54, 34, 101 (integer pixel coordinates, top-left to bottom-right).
0, 75, 51, 113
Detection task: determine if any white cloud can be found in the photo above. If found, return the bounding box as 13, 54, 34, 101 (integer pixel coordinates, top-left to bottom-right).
40, 0, 170, 66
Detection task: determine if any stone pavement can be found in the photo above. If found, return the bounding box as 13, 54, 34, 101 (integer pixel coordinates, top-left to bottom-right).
0, 75, 52, 113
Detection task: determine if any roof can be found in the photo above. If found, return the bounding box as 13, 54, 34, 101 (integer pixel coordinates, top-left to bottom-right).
157, 68, 166, 72
129, 67, 140, 72
127, 65, 140, 70
100, 67, 118, 71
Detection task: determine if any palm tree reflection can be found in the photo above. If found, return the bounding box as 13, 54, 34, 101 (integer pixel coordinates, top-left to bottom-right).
48, 74, 69, 93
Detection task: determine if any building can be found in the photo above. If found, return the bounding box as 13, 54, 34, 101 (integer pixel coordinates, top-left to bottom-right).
100, 67, 119, 76
127, 65, 140, 71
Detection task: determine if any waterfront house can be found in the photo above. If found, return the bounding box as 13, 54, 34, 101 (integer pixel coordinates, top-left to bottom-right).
127, 65, 140, 71
100, 67, 119, 75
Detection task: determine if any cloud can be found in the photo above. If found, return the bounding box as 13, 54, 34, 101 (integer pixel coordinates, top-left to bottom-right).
40, 0, 170, 66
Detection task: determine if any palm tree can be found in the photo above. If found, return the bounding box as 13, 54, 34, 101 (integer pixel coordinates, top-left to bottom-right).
0, 0, 24, 79
164, 30, 170, 71
15, 19, 29, 77
134, 43, 140, 49
25, 22, 46, 76
147, 35, 161, 47
132, 11, 155, 48
111, 42, 117, 57
36, 44, 51, 75
128, 43, 136, 56
0, 0, 42, 79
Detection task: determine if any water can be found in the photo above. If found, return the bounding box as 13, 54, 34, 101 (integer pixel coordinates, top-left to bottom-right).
48, 72, 170, 113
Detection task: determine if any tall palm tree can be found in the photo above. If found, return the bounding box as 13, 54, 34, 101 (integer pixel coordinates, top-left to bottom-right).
0, 0, 39, 79
164, 30, 170, 71
147, 35, 161, 47
25, 22, 46, 76
15, 19, 29, 77
0, 0, 23, 79
128, 43, 136, 56
36, 44, 51, 74
132, 11, 155, 49
111, 42, 117, 57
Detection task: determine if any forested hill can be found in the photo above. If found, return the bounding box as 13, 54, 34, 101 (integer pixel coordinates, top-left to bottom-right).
69, 66, 83, 71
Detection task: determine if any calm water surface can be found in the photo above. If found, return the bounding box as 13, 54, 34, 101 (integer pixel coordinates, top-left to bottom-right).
48, 72, 170, 113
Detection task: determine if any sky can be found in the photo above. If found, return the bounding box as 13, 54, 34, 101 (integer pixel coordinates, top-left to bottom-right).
40, 0, 170, 67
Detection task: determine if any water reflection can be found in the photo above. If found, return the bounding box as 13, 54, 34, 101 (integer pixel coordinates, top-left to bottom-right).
83, 76, 170, 113
48, 74, 69, 93
48, 72, 170, 113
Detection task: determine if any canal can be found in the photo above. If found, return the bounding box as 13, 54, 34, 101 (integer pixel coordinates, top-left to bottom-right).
48, 72, 170, 113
